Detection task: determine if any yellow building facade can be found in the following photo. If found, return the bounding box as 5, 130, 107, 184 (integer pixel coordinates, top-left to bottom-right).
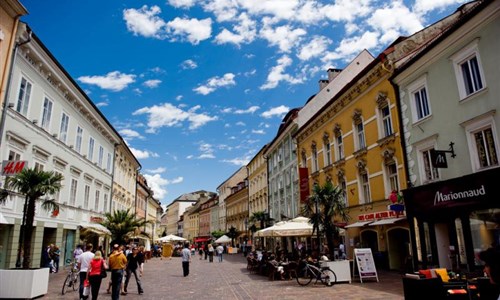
295, 54, 409, 270
225, 181, 249, 245
247, 145, 268, 218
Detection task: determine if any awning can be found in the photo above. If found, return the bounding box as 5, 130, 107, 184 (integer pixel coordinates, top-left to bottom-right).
369, 217, 406, 226
81, 224, 111, 236
0, 211, 8, 224
345, 221, 373, 228
194, 237, 210, 243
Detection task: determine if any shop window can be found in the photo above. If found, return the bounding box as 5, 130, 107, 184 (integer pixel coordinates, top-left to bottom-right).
450, 39, 486, 100
470, 209, 500, 267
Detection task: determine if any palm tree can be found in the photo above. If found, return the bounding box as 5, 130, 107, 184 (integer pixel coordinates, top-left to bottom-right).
100, 208, 150, 245
226, 226, 239, 247
250, 210, 274, 229
302, 181, 349, 260
0, 169, 63, 269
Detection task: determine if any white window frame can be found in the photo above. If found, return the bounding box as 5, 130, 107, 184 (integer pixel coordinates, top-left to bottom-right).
84, 185, 90, 209
312, 144, 319, 172
450, 39, 486, 100
380, 104, 393, 138
88, 137, 95, 161
324, 139, 332, 166
385, 162, 399, 195
107, 153, 112, 173
98, 146, 104, 167
41, 97, 53, 131
335, 132, 344, 160
59, 112, 70, 143
359, 171, 371, 204
338, 176, 348, 207
8, 150, 21, 161
70, 179, 78, 206
355, 121, 366, 150
16, 76, 32, 117
408, 75, 432, 123
415, 137, 440, 185
75, 126, 83, 153
94, 190, 100, 211
464, 115, 499, 172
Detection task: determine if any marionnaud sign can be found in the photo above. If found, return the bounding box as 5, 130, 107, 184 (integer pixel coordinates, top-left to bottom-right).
434, 185, 486, 205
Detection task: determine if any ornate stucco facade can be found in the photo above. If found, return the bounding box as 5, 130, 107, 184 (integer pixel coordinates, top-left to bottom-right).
225, 180, 249, 243
247, 145, 268, 219
112, 144, 140, 213
217, 167, 246, 231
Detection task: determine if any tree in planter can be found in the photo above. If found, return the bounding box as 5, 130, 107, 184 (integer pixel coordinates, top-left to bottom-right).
0, 169, 63, 269
302, 181, 349, 260
100, 208, 150, 245
226, 226, 239, 247
211, 230, 225, 239
249, 210, 274, 229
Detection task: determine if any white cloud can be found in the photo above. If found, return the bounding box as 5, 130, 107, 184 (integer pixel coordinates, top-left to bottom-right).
181, 59, 198, 69
202, 0, 239, 22
119, 129, 144, 140
323, 31, 379, 63
130, 147, 159, 159
413, 0, 466, 14
146, 167, 166, 174
193, 73, 236, 95
234, 106, 259, 114
260, 55, 303, 90
252, 129, 265, 134
215, 13, 257, 46
143, 79, 162, 88
95, 101, 109, 107
123, 5, 166, 39
187, 142, 216, 159
235, 121, 246, 126
133, 103, 218, 132
168, 0, 196, 9
297, 35, 332, 61
176, 95, 183, 101
259, 24, 306, 53
167, 17, 212, 45
322, 0, 372, 22
144, 173, 183, 200
78, 71, 136, 92
221, 156, 252, 166
261, 105, 290, 118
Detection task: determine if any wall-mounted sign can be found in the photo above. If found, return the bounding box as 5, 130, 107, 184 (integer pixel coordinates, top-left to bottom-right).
1, 160, 27, 176
90, 216, 104, 223
430, 149, 448, 168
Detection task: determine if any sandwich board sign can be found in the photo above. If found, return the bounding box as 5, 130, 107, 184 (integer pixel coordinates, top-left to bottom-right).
353, 248, 379, 283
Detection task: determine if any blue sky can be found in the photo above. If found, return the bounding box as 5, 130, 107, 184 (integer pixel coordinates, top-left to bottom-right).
20, 0, 466, 206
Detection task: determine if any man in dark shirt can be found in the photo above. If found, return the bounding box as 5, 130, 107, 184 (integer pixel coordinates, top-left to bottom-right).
124, 247, 144, 295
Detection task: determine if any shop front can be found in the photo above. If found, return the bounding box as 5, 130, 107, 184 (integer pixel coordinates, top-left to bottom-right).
403, 167, 500, 272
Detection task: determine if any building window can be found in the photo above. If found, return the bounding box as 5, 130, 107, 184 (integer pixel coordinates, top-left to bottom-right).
335, 131, 344, 160
301, 150, 307, 168
41, 97, 53, 130
451, 40, 486, 100
422, 149, 440, 182
88, 137, 95, 161
408, 76, 431, 122
311, 143, 319, 172
338, 176, 347, 206
360, 171, 371, 204
381, 105, 393, 137
59, 112, 69, 143
387, 162, 399, 192
323, 135, 332, 166
75, 126, 83, 153
98, 146, 104, 167
84, 185, 90, 209
16, 77, 32, 116
34, 162, 44, 171
70, 179, 77, 206
465, 115, 499, 171
356, 122, 366, 150
8, 150, 21, 161
107, 153, 112, 173
95, 190, 100, 211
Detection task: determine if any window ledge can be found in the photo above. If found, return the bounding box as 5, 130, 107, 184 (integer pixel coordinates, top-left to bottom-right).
311, 171, 320, 178
334, 158, 346, 167
323, 164, 334, 172
353, 147, 368, 158
458, 87, 488, 104
377, 134, 396, 147
412, 114, 433, 127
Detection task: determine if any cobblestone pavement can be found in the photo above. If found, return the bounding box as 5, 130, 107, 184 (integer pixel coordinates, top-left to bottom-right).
44, 254, 404, 300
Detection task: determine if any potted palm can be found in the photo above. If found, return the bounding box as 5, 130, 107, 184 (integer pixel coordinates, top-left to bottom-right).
0, 168, 63, 299
100, 208, 150, 245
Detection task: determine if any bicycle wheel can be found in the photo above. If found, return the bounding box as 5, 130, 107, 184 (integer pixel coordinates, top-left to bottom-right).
62, 274, 71, 295
72, 274, 79, 291
321, 268, 337, 287
296, 267, 313, 286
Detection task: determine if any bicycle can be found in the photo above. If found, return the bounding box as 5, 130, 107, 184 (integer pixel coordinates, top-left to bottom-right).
61, 260, 79, 295
296, 260, 337, 287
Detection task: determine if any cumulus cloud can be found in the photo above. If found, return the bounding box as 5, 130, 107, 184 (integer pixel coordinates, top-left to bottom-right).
143, 79, 161, 88
236, 121, 246, 126
193, 73, 236, 95
252, 129, 265, 134
168, 0, 196, 9
181, 59, 198, 69
261, 105, 290, 118
221, 156, 252, 166
259, 24, 306, 53
144, 173, 183, 200
133, 103, 218, 132
260, 55, 303, 90
297, 35, 332, 61
130, 147, 159, 159
78, 71, 136, 92
119, 129, 144, 140
235, 106, 259, 114
413, 0, 466, 14
215, 13, 257, 46
123, 5, 166, 39
146, 167, 166, 173
167, 17, 212, 44
187, 142, 216, 159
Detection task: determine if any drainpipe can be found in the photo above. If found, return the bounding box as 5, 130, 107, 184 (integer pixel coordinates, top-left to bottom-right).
109, 143, 119, 214
0, 27, 32, 149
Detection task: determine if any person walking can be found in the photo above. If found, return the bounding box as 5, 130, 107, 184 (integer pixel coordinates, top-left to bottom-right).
52, 245, 60, 273
124, 247, 144, 295
86, 250, 108, 300
108, 244, 127, 300
74, 244, 83, 261
208, 244, 214, 263
216, 244, 224, 262
77, 243, 95, 300
198, 244, 204, 260
181, 242, 191, 277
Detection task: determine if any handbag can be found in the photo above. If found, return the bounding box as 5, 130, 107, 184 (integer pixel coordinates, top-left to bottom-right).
100, 260, 107, 278
83, 279, 90, 296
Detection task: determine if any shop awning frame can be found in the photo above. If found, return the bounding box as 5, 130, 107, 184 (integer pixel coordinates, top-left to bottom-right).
345, 221, 373, 228
369, 217, 406, 226
81, 224, 112, 236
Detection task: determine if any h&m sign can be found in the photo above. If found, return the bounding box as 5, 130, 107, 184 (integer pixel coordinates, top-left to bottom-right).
1, 160, 27, 176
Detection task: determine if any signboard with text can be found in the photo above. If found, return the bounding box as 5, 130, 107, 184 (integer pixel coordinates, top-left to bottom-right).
1, 160, 27, 176
354, 248, 379, 283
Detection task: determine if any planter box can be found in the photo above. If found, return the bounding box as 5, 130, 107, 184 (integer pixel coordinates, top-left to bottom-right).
320, 260, 351, 283
0, 268, 50, 299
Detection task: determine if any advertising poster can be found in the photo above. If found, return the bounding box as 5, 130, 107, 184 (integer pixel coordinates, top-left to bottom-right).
354, 248, 379, 283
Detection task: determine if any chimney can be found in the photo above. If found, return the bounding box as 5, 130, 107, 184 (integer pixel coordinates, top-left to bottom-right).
327, 68, 342, 82
319, 79, 329, 91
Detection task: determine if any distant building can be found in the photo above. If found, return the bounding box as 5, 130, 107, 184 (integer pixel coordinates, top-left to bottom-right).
217, 167, 246, 231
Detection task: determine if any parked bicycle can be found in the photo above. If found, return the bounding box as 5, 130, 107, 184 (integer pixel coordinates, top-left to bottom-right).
296, 260, 337, 287
61, 259, 79, 295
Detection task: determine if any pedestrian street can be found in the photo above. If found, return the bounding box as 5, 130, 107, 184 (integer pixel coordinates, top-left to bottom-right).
44, 253, 403, 300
